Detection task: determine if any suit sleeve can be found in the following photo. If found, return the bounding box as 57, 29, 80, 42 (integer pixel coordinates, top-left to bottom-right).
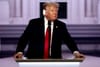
62, 23, 79, 53
16, 20, 33, 53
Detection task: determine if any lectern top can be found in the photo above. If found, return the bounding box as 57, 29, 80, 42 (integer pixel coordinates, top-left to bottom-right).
16, 59, 83, 62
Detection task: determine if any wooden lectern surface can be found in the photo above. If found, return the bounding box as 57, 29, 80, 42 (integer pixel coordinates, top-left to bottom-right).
16, 59, 83, 62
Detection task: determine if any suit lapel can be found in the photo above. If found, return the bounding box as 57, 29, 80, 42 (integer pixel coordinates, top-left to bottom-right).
52, 20, 59, 44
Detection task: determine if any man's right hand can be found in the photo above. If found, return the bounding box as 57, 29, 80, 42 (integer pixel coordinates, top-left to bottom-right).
14, 52, 23, 59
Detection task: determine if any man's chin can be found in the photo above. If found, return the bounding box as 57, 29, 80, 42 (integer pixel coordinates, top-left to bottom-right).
51, 18, 57, 21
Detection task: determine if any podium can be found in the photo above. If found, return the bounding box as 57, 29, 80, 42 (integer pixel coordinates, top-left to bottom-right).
16, 59, 83, 67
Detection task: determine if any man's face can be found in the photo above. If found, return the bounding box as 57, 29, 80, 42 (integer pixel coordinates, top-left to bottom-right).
45, 6, 58, 21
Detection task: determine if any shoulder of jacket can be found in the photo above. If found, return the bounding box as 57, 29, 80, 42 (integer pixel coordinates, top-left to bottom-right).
29, 18, 41, 22
56, 19, 66, 26
28, 18, 43, 24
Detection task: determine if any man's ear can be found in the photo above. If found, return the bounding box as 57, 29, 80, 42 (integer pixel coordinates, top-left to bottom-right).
43, 9, 46, 15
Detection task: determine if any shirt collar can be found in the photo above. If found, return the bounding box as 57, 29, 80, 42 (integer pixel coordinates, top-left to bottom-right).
44, 17, 53, 25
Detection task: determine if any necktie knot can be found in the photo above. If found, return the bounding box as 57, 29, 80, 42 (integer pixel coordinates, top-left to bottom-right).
48, 21, 51, 26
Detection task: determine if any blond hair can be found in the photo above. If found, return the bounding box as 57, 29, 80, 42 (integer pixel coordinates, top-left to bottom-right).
43, 2, 59, 10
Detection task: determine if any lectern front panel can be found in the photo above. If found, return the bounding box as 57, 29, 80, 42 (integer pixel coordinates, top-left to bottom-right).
16, 59, 82, 67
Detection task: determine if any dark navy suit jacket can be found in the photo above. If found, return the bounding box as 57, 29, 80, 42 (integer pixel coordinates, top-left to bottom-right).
16, 18, 79, 59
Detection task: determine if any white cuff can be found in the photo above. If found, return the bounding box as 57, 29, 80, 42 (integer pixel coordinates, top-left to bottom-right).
73, 51, 80, 54
17, 52, 23, 54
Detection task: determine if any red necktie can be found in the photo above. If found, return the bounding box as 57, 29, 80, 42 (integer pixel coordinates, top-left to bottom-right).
44, 21, 51, 59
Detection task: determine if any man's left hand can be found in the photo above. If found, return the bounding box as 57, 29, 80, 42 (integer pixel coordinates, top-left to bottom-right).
73, 52, 85, 60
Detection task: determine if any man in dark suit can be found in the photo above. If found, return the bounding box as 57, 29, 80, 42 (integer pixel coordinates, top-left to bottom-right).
14, 2, 85, 59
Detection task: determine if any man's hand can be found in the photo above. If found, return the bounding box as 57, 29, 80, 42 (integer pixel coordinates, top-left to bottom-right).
73, 52, 85, 60
14, 52, 23, 60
